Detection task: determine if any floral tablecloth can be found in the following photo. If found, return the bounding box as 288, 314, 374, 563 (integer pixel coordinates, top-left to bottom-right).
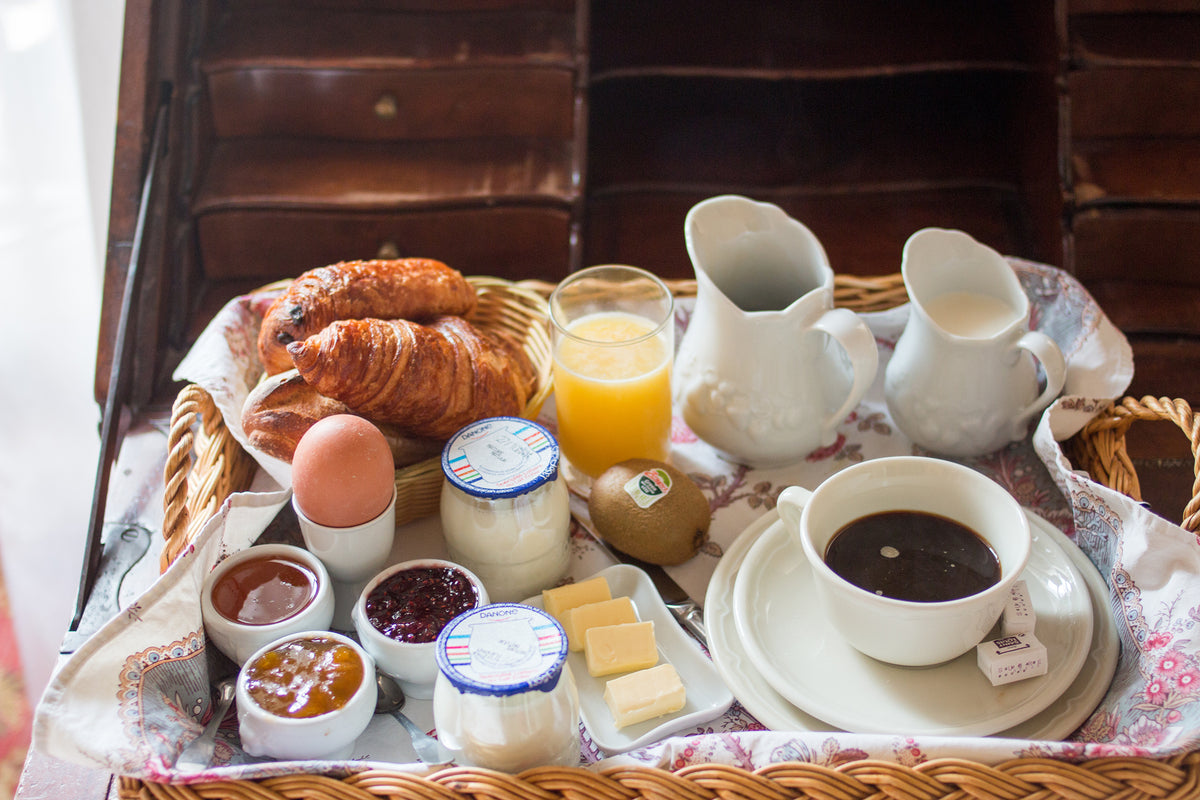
34, 258, 1200, 783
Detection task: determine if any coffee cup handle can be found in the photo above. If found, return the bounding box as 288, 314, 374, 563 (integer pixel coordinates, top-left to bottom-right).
1013, 330, 1067, 429
776, 485, 813, 532
812, 308, 879, 439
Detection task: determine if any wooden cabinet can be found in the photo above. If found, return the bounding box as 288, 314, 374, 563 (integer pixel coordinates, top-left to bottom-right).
97, 0, 1200, 409
584, 0, 1059, 278
1058, 0, 1200, 401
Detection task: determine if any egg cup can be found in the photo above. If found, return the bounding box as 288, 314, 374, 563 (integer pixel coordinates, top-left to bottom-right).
294, 486, 396, 582
201, 544, 335, 665
353, 558, 489, 700
236, 630, 377, 761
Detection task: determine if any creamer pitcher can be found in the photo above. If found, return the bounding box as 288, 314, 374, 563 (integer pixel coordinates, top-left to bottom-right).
674, 195, 878, 467
884, 228, 1066, 457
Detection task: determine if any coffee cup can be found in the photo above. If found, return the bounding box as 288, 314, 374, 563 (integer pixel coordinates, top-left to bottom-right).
776, 456, 1031, 667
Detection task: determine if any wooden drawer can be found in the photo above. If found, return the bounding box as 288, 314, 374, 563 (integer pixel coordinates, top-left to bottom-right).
195, 206, 572, 282
1068, 68, 1200, 139
1071, 207, 1200, 285
204, 67, 575, 141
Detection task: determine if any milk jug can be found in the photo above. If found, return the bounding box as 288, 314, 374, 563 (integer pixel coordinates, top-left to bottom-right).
884, 228, 1066, 457
674, 195, 878, 467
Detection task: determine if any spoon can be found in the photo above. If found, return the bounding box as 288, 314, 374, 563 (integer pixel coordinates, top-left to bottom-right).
374, 671, 454, 765
176, 676, 236, 771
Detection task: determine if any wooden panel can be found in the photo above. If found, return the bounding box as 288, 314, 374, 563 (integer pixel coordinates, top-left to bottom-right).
193, 138, 576, 214
205, 67, 575, 140
584, 187, 1034, 280
1071, 208, 1200, 284
1068, 68, 1200, 138
196, 206, 572, 282
1071, 139, 1200, 205
591, 0, 1049, 76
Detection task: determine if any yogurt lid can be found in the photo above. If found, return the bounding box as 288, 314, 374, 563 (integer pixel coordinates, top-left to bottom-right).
441, 417, 559, 499
435, 603, 567, 695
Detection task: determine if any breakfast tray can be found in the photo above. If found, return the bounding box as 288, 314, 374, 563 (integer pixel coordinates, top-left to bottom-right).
39, 269, 1200, 799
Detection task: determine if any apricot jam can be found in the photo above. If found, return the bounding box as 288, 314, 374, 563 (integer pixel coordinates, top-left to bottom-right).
212, 554, 317, 626
245, 636, 363, 718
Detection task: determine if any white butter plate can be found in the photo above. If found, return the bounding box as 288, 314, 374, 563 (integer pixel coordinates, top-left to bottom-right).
723, 508, 1106, 738
524, 564, 733, 754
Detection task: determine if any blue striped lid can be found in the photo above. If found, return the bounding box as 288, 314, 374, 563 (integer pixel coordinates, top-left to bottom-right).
440, 417, 559, 499
435, 604, 567, 696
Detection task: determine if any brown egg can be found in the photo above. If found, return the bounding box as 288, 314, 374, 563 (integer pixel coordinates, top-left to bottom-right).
292, 415, 396, 528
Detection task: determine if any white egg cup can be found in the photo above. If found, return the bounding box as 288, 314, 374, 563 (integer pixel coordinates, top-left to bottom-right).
236, 630, 377, 761
293, 486, 396, 583
200, 544, 335, 665
352, 558, 488, 700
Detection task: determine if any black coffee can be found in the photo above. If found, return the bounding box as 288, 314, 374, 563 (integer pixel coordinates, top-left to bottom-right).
823, 511, 1001, 602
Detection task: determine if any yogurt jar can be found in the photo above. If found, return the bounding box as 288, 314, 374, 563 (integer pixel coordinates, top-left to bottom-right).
439, 417, 570, 602
433, 603, 580, 770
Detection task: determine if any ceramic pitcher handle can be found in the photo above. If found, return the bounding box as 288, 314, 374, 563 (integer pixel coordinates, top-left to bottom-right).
812, 308, 879, 439
1014, 330, 1067, 428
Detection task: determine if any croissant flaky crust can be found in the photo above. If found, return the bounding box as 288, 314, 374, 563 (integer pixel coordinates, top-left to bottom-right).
287, 316, 536, 439
257, 258, 477, 375
241, 369, 445, 465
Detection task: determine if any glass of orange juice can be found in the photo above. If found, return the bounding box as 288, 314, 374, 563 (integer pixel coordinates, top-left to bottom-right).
549, 265, 675, 480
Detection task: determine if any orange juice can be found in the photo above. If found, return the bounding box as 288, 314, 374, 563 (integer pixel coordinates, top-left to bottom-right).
553, 311, 672, 478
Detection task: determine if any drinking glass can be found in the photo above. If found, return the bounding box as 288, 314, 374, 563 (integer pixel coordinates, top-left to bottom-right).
549, 265, 674, 480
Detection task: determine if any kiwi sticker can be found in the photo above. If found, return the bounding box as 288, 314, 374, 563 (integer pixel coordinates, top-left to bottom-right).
623, 468, 672, 509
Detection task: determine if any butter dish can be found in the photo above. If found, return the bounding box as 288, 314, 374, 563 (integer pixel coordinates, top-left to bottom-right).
524, 564, 733, 753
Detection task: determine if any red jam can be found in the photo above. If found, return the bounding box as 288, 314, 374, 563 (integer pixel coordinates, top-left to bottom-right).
212, 554, 317, 626
245, 636, 363, 718
365, 566, 479, 643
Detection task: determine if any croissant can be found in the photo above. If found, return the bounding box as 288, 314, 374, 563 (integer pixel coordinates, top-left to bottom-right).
287, 316, 536, 439
241, 369, 444, 465
257, 258, 477, 375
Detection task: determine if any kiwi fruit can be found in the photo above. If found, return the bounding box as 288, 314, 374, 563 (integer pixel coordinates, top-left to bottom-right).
588, 458, 710, 566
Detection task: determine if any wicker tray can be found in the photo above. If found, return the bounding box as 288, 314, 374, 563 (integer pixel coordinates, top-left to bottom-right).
142, 273, 1200, 800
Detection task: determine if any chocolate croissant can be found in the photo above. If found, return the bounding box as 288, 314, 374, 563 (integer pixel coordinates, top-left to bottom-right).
287, 316, 536, 439
257, 258, 477, 375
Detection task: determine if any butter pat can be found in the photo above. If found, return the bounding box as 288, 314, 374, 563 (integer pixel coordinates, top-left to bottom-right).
542, 576, 611, 627
977, 633, 1048, 686
585, 621, 658, 677
1001, 579, 1036, 636
603, 663, 687, 729
565, 596, 638, 651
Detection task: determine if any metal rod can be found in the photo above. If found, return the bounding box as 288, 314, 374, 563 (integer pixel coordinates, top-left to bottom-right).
70, 85, 171, 630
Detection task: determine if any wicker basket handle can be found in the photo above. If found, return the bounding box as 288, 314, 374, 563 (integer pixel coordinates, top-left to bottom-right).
161, 383, 255, 571
1074, 396, 1200, 532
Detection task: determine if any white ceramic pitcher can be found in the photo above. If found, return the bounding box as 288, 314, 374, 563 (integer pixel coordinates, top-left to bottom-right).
674, 195, 878, 467
884, 228, 1066, 457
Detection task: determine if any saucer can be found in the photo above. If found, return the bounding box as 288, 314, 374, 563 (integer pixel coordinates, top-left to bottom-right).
721, 508, 1107, 738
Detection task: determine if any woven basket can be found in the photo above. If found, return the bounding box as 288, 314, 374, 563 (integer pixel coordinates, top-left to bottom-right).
142, 272, 1200, 800
161, 276, 553, 570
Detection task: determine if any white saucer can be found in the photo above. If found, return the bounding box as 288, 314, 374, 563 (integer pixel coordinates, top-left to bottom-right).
712, 508, 1115, 738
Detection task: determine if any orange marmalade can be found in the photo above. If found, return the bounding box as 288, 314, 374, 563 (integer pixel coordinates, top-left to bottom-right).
245, 636, 364, 718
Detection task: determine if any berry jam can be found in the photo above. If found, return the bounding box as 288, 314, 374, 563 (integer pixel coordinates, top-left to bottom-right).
366, 566, 479, 643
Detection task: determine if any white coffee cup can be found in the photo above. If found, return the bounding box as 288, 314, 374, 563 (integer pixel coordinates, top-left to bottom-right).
776, 456, 1031, 667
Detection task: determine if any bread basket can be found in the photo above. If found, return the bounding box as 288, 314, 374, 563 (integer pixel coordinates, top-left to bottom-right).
162, 276, 552, 570
146, 273, 1200, 799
